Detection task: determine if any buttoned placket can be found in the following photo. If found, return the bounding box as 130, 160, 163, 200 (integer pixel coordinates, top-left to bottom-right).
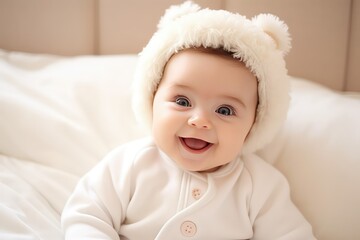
155, 157, 245, 239
175, 171, 209, 238
178, 172, 208, 209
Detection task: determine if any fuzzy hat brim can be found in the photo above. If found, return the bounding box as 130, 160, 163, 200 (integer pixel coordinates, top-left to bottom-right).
132, 1, 291, 155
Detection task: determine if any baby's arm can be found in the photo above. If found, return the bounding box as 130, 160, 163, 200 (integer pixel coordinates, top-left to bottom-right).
61, 148, 132, 239
245, 155, 316, 240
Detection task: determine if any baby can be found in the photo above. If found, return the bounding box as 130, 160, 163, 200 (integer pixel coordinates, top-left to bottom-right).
61, 2, 316, 239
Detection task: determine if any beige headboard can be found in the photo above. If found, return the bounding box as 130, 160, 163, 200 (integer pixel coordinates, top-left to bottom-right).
0, 0, 359, 91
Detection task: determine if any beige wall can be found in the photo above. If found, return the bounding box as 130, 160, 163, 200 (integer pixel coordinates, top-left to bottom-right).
97, 0, 224, 54
0, 0, 359, 91
0, 0, 96, 55
346, 0, 360, 91
225, 0, 352, 91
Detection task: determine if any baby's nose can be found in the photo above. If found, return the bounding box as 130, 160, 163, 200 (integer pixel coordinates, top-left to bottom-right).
188, 114, 212, 129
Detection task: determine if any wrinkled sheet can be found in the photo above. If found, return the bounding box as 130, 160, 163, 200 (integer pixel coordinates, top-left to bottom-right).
0, 155, 78, 240
1, 49, 359, 239
0, 50, 145, 239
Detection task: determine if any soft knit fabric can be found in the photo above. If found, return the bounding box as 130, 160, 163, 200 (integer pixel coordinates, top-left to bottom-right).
61, 137, 315, 239
132, 1, 291, 154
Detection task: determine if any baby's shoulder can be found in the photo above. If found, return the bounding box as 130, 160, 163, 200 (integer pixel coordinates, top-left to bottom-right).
104, 136, 158, 164
241, 154, 288, 187
111, 136, 156, 153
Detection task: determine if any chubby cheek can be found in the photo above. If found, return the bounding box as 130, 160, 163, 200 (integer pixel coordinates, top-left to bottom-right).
152, 99, 179, 147
152, 103, 166, 139
152, 116, 171, 141
153, 106, 176, 131
222, 123, 252, 155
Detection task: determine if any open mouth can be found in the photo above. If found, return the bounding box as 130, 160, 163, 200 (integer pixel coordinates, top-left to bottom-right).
179, 137, 213, 153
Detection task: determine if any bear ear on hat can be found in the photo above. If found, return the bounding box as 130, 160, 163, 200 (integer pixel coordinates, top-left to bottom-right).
252, 14, 291, 55
157, 1, 201, 28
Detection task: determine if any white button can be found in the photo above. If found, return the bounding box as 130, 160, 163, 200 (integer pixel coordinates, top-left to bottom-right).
192, 188, 201, 200
180, 221, 197, 237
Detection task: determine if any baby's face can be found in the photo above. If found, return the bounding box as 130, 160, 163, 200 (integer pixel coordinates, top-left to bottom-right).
152, 49, 258, 172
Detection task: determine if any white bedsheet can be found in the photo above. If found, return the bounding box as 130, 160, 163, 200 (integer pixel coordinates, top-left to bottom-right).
0, 49, 359, 239
0, 50, 145, 239
0, 155, 77, 239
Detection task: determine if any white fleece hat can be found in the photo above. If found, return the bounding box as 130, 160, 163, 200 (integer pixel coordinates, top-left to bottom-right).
132, 1, 291, 155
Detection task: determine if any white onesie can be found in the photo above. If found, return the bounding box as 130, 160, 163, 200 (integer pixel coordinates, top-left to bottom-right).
61, 137, 315, 239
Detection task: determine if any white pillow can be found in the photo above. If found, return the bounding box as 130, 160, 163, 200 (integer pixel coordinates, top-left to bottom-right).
0, 50, 145, 176
259, 78, 360, 240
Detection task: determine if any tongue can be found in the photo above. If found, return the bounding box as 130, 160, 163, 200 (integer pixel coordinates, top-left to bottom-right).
184, 138, 208, 150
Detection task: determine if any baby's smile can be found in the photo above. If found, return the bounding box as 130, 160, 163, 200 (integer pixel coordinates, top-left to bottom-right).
179, 137, 213, 153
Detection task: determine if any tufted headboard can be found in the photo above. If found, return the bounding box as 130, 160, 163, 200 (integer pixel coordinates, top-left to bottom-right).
0, 0, 359, 91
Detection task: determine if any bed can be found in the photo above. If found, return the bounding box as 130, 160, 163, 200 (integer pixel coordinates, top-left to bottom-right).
0, 1, 359, 239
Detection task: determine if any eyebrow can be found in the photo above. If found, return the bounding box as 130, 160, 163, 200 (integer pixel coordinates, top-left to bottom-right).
221, 95, 247, 109
164, 83, 192, 93
167, 84, 190, 90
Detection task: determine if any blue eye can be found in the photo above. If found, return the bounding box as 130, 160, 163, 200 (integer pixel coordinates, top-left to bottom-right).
175, 96, 191, 107
216, 105, 235, 116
